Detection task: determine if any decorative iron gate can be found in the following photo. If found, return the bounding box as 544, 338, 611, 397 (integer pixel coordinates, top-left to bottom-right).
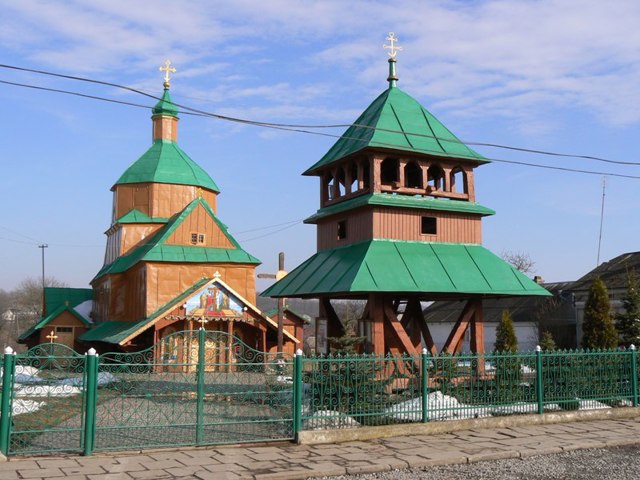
93, 330, 294, 451
6, 344, 88, 455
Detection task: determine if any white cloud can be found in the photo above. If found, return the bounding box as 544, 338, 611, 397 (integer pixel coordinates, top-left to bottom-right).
1, 0, 639, 129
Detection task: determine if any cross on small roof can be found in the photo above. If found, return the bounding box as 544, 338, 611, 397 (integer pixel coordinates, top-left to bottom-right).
383, 32, 402, 59
46, 330, 58, 343
159, 59, 176, 88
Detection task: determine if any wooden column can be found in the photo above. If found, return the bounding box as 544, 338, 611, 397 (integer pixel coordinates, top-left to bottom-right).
357, 161, 365, 190
369, 294, 385, 354
469, 300, 485, 374
226, 320, 233, 373
344, 164, 352, 195
398, 159, 406, 187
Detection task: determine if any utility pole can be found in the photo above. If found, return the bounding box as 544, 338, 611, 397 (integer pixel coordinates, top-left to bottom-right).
257, 252, 287, 352
596, 177, 606, 266
38, 244, 48, 315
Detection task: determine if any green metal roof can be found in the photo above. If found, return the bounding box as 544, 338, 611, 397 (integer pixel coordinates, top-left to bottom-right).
78, 319, 150, 344
304, 86, 487, 175
18, 304, 92, 341
261, 239, 551, 299
114, 140, 220, 192
93, 198, 260, 281
116, 209, 169, 224
152, 88, 178, 117
43, 287, 93, 315
305, 193, 495, 223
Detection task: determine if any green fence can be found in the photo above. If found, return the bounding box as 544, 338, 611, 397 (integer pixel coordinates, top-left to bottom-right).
298, 347, 640, 430
1, 342, 639, 456
0, 329, 294, 456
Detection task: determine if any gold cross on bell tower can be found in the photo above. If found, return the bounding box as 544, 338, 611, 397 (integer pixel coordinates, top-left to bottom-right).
159, 59, 176, 88
383, 32, 402, 59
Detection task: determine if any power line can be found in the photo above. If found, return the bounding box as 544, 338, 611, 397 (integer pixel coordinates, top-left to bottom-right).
230, 218, 303, 235
4, 77, 639, 180
237, 222, 302, 242
2, 63, 639, 169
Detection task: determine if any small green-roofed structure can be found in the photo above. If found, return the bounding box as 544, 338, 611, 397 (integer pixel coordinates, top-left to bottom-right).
19, 287, 93, 343
114, 140, 220, 192
43, 287, 93, 315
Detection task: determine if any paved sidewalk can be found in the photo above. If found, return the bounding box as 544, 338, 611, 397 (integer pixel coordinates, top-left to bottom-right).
2, 417, 640, 480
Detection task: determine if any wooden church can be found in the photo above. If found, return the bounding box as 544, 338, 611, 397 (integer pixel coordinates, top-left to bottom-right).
19, 63, 303, 356
263, 34, 550, 358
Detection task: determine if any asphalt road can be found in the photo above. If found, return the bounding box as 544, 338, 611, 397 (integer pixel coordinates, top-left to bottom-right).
310, 445, 640, 480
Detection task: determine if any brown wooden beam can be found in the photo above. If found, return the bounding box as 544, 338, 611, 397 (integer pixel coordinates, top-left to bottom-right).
383, 300, 418, 356
441, 300, 476, 354
321, 298, 346, 338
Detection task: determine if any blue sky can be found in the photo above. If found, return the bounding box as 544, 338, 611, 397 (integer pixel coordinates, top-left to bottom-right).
1, 0, 639, 292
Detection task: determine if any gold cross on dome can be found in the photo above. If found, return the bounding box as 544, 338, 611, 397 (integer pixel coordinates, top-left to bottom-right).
46, 330, 58, 344
383, 32, 402, 59
159, 59, 176, 88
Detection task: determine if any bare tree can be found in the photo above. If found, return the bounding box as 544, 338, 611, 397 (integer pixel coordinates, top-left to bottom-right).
13, 276, 68, 317
501, 250, 536, 275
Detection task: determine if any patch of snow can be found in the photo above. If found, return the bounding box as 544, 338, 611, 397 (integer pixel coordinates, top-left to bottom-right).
57, 371, 119, 387
384, 391, 490, 422
15, 365, 40, 377
490, 403, 540, 415
305, 410, 360, 430
579, 399, 611, 410
12, 399, 45, 415
74, 300, 93, 323
15, 385, 81, 397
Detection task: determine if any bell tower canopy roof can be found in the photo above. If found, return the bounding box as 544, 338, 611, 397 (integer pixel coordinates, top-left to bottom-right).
304, 87, 488, 175
305, 34, 487, 176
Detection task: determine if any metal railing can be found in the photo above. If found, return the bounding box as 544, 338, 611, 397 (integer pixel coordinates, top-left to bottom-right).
2, 343, 639, 456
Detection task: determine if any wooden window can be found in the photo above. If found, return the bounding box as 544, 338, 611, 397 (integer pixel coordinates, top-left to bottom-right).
337, 220, 347, 240
191, 233, 206, 245
56, 326, 73, 333
421, 216, 437, 235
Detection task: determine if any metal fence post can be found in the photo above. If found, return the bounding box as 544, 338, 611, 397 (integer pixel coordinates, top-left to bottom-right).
535, 346, 544, 415
0, 347, 16, 456
83, 349, 99, 456
421, 348, 429, 423
196, 327, 206, 445
631, 345, 638, 407
293, 349, 303, 441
